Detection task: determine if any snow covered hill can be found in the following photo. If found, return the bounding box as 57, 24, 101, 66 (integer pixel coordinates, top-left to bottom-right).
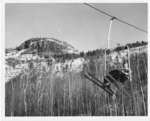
5, 37, 81, 82
5, 37, 147, 82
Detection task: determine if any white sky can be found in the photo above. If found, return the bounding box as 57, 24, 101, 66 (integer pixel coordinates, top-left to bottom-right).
5, 3, 147, 51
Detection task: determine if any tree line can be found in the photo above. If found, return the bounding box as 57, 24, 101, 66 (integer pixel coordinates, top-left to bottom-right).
53, 41, 147, 62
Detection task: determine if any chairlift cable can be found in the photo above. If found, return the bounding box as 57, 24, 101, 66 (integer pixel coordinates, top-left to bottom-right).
83, 3, 147, 34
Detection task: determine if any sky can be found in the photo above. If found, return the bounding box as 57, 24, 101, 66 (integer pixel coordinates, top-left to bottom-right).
5, 3, 147, 51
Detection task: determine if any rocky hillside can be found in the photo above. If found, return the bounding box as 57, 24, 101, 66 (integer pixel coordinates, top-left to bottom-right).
15, 37, 78, 55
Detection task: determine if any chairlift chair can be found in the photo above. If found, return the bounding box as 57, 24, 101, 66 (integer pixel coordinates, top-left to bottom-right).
84, 68, 129, 97
84, 16, 131, 97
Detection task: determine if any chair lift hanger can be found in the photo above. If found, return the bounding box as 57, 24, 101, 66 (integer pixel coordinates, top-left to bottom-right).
84, 16, 130, 97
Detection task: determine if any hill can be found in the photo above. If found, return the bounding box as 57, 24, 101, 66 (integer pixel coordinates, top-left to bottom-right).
15, 37, 78, 56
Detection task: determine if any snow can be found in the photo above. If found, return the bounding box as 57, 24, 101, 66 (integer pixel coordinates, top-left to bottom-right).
5, 63, 29, 82
71, 58, 84, 71
6, 49, 26, 59
20, 54, 40, 61
53, 58, 85, 74
5, 66, 21, 82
